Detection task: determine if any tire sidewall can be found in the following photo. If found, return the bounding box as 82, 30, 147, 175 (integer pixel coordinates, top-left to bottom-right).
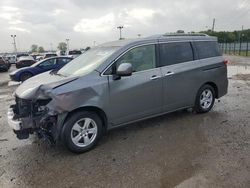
62, 111, 103, 153
195, 85, 215, 113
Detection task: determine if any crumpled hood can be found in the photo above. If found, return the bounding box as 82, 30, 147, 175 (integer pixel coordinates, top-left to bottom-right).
15, 71, 78, 100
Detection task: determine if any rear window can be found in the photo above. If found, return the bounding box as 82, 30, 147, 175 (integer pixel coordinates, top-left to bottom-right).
194, 41, 221, 59
159, 42, 193, 66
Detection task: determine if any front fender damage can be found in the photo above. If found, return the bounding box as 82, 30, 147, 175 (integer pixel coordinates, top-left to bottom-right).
13, 78, 79, 144
13, 78, 101, 145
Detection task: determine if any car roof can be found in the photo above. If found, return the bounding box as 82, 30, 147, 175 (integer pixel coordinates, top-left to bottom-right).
18, 56, 34, 61
99, 33, 217, 48
42, 56, 72, 60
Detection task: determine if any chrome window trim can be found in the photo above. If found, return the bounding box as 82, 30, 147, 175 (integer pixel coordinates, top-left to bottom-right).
100, 43, 157, 76
100, 39, 218, 76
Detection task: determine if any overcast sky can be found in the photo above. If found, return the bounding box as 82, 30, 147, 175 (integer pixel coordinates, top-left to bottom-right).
0, 0, 249, 52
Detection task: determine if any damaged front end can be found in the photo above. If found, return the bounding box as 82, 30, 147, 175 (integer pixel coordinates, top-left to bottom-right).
7, 72, 78, 144
8, 95, 61, 144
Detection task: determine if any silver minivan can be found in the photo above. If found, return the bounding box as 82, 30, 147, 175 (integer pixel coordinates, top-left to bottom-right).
7, 34, 228, 153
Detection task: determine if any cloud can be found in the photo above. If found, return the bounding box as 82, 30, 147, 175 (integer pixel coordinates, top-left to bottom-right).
0, 0, 250, 52
74, 13, 115, 33
52, 9, 65, 16
0, 6, 21, 21
74, 8, 156, 33
8, 26, 30, 33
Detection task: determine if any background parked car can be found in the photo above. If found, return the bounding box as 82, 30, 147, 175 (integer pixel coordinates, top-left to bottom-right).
56, 50, 66, 56
0, 56, 11, 72
66, 50, 82, 58
43, 53, 57, 59
10, 56, 73, 81
16, 56, 36, 69
15, 53, 29, 62
5, 55, 16, 64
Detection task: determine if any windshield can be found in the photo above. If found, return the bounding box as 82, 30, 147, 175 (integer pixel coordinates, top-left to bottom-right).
58, 47, 118, 76
31, 58, 47, 67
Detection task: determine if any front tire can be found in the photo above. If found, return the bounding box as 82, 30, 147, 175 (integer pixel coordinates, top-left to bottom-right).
62, 111, 103, 153
194, 85, 215, 113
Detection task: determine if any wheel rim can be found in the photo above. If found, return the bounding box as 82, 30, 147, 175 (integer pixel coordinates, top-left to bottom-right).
71, 118, 98, 147
200, 89, 213, 109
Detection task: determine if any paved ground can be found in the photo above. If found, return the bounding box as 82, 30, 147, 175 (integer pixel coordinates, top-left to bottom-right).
0, 57, 250, 188
0, 66, 16, 87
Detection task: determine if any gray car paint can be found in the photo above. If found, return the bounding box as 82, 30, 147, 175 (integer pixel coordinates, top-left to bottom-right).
13, 35, 228, 135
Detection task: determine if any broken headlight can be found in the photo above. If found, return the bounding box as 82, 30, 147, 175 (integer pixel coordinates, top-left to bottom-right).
33, 99, 52, 114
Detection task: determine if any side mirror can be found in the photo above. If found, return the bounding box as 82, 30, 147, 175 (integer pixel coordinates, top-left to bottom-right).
116, 63, 132, 77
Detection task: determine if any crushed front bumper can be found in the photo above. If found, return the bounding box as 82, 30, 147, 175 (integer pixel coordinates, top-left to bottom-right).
7, 108, 21, 130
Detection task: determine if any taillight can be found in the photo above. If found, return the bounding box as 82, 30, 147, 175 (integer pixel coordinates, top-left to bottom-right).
223, 59, 229, 65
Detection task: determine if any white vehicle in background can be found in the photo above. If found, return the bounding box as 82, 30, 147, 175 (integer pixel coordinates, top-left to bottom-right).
56, 50, 66, 56
15, 53, 29, 62
66, 50, 82, 59
36, 55, 44, 61
5, 55, 16, 64
42, 53, 57, 59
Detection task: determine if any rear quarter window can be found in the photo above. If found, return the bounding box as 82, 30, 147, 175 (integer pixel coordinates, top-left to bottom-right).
159, 42, 193, 66
194, 41, 221, 59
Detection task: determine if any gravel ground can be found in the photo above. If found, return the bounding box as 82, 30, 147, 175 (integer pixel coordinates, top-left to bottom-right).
0, 57, 250, 188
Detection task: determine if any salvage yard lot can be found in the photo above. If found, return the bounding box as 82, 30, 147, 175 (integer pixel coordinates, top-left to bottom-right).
0, 56, 250, 188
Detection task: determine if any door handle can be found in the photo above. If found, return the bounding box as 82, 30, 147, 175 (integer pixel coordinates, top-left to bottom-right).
150, 75, 161, 80
165, 71, 174, 76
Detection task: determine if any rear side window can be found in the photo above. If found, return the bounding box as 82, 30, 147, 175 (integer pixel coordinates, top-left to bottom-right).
159, 42, 193, 66
194, 41, 221, 59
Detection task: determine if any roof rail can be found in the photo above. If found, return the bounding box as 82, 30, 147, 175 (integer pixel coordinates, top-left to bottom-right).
163, 33, 208, 37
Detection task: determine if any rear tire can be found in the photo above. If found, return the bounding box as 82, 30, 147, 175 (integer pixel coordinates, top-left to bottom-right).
20, 72, 33, 82
62, 111, 103, 153
194, 84, 215, 113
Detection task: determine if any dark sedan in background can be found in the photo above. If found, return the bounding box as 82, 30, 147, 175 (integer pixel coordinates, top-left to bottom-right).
0, 56, 11, 71
10, 56, 73, 81
16, 57, 36, 69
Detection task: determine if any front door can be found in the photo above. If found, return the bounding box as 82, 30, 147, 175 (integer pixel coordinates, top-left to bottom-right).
106, 44, 163, 126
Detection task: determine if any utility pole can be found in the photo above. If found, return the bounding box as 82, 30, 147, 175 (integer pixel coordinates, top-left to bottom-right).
212, 18, 215, 32
66, 39, 70, 51
50, 43, 53, 52
117, 26, 124, 40
10, 34, 17, 54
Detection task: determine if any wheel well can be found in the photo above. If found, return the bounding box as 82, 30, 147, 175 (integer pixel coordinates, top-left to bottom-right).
64, 106, 108, 131
203, 82, 218, 98
19, 71, 33, 79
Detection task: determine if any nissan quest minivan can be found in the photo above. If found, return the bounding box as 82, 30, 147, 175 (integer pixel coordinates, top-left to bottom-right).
7, 34, 228, 153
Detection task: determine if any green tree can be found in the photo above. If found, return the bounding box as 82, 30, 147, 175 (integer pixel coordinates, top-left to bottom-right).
31, 44, 38, 53
38, 46, 45, 53
57, 42, 67, 51
201, 29, 250, 43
